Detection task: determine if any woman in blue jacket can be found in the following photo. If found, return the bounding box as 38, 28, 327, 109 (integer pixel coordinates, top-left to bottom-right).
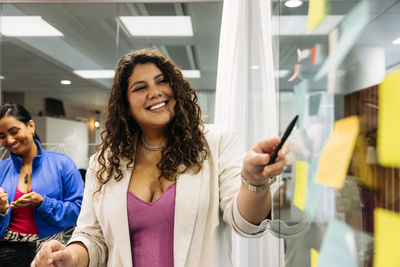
0, 103, 84, 265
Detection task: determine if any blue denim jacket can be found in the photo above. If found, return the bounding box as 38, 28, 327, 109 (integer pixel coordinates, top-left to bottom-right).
0, 140, 84, 239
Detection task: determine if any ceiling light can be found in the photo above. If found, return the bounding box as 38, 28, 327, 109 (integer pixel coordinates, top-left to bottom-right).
181, 70, 201, 79
120, 16, 193, 37
60, 80, 71, 85
272, 15, 344, 35
393, 37, 400, 45
274, 70, 290, 78
1, 16, 63, 36
73, 70, 115, 79
285, 0, 303, 8
0, 75, 4, 80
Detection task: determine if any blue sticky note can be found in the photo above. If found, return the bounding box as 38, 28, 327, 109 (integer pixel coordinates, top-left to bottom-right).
314, 1, 370, 81
294, 80, 308, 128
305, 157, 322, 217
318, 219, 357, 267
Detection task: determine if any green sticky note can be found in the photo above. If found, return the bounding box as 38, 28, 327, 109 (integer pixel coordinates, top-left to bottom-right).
305, 157, 322, 217
318, 219, 357, 267
294, 80, 308, 128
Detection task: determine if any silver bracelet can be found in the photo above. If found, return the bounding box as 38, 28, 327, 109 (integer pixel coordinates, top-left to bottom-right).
241, 175, 275, 192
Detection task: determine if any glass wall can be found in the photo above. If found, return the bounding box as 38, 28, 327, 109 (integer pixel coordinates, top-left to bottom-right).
275, 0, 400, 266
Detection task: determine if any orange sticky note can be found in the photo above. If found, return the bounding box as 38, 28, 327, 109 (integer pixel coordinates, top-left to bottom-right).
373, 208, 400, 267
293, 161, 308, 210
377, 68, 400, 167
308, 0, 327, 32
311, 248, 319, 267
315, 116, 359, 189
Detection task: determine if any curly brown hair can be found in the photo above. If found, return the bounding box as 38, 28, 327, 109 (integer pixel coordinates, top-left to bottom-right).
96, 49, 207, 189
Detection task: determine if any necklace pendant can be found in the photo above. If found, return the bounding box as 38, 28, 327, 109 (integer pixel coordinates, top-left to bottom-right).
24, 172, 28, 184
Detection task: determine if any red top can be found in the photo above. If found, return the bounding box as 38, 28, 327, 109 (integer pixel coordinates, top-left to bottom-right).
8, 187, 39, 235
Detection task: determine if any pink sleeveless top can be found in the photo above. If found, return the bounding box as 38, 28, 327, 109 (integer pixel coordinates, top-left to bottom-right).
8, 188, 39, 234
127, 183, 176, 267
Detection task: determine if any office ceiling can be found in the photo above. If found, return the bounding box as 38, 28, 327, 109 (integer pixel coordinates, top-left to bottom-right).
1, 0, 400, 113
1, 1, 223, 112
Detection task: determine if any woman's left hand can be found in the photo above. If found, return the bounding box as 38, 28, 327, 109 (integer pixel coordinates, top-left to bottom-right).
241, 137, 289, 185
11, 192, 44, 208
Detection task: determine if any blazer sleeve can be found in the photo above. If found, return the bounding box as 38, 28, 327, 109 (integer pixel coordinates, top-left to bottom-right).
67, 156, 108, 267
217, 126, 269, 237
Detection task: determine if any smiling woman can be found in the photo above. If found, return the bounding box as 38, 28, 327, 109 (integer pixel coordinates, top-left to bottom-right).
0, 103, 84, 266
31, 49, 289, 267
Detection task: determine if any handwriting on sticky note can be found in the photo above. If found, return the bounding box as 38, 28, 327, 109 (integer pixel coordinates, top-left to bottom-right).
308, 0, 327, 32
293, 161, 307, 210
377, 68, 400, 167
373, 208, 400, 267
315, 116, 359, 189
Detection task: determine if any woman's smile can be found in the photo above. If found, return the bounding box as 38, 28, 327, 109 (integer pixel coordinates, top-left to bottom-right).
147, 100, 168, 111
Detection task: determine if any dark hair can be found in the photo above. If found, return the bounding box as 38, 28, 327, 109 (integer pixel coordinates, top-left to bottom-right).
0, 103, 41, 142
96, 49, 207, 189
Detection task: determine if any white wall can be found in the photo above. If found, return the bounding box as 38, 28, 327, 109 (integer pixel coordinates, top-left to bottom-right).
33, 116, 89, 169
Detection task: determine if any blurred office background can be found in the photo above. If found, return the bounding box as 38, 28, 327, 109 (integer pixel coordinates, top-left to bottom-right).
1, 0, 400, 266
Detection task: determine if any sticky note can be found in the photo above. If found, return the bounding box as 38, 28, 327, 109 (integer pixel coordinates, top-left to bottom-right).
305, 157, 322, 217
373, 208, 400, 267
318, 219, 357, 267
293, 161, 308, 210
297, 48, 302, 62
311, 45, 317, 66
377, 68, 400, 167
308, 0, 327, 32
294, 80, 308, 128
311, 248, 319, 267
314, 1, 370, 81
288, 64, 300, 82
315, 116, 359, 189
326, 28, 339, 94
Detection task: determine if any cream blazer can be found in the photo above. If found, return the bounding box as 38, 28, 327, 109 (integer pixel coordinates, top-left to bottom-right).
68, 124, 269, 267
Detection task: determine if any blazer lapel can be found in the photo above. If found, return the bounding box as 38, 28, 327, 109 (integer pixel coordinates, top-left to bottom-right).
174, 168, 202, 267
105, 159, 133, 266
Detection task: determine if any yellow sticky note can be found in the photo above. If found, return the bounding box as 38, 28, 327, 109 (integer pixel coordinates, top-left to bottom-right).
373, 208, 400, 267
377, 68, 400, 167
293, 161, 307, 210
311, 248, 319, 267
315, 116, 359, 189
308, 0, 327, 32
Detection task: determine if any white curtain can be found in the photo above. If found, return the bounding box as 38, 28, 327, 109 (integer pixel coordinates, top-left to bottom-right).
215, 0, 284, 266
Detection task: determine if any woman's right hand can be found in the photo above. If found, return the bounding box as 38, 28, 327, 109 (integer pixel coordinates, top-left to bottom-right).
31, 240, 75, 267
0, 187, 10, 213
